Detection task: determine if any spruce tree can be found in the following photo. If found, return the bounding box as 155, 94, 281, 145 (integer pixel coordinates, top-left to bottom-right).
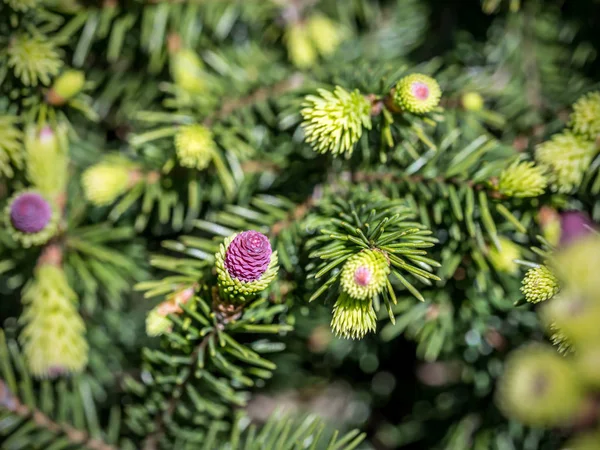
1, 1, 600, 449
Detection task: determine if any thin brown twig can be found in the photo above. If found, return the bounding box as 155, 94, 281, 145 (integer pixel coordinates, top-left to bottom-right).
0, 380, 118, 450
203, 73, 305, 127
271, 181, 323, 236
241, 160, 283, 174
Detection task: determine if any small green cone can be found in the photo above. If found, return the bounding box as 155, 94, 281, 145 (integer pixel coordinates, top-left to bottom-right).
340, 249, 390, 300
461, 92, 484, 111
174, 124, 216, 170
47, 70, 85, 105
82, 162, 135, 206
569, 91, 600, 141
521, 265, 559, 304
393, 73, 442, 114
306, 14, 345, 57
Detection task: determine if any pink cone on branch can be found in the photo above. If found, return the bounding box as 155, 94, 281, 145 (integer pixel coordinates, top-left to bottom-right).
559, 211, 596, 247
224, 230, 272, 282
10, 192, 52, 233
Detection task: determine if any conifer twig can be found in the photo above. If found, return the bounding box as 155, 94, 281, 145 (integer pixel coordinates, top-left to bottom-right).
351, 170, 504, 198
271, 182, 323, 236
203, 73, 304, 126
142, 332, 214, 450
0, 380, 118, 450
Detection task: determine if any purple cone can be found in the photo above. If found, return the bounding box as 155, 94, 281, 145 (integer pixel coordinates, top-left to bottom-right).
10, 192, 52, 234
224, 230, 272, 282
559, 211, 595, 247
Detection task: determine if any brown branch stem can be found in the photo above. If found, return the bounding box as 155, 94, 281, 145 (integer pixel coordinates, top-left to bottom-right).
271, 182, 323, 236
203, 73, 305, 127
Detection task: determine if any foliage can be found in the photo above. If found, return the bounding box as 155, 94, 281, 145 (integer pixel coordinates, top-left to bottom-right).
1, 0, 600, 449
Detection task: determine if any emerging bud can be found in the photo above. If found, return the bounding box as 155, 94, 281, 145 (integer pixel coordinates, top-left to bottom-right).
569, 91, 600, 141
174, 124, 216, 170
25, 124, 69, 196
306, 14, 345, 57
145, 288, 195, 337
487, 237, 521, 275
46, 70, 85, 105
301, 86, 372, 156
285, 23, 317, 69
7, 35, 62, 86
82, 162, 135, 206
535, 132, 598, 193
340, 249, 390, 300
170, 49, 205, 94
521, 265, 559, 304
393, 73, 442, 114
497, 160, 548, 198
331, 293, 377, 339
461, 92, 484, 111
20, 264, 88, 378
538, 207, 561, 247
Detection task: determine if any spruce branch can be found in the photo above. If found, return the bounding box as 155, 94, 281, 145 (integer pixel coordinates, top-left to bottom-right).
203, 73, 304, 127
142, 332, 214, 450
351, 170, 504, 197
271, 186, 321, 236
0, 379, 118, 450
522, 9, 543, 110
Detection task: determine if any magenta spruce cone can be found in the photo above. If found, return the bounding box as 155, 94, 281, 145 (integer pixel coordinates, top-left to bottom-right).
5, 190, 58, 248
10, 192, 52, 233
559, 211, 595, 247
216, 231, 279, 303
224, 230, 272, 281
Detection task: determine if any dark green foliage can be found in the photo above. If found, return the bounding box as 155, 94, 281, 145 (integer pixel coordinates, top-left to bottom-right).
2, 0, 600, 449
